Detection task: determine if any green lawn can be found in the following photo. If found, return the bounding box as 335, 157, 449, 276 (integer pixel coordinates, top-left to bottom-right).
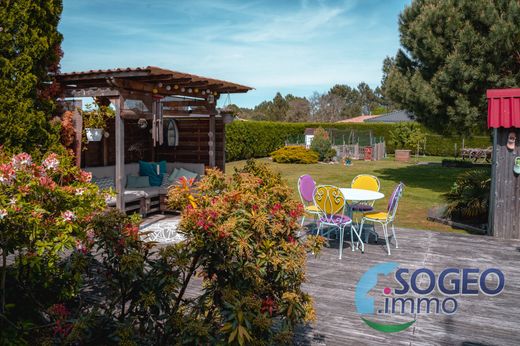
226, 156, 471, 233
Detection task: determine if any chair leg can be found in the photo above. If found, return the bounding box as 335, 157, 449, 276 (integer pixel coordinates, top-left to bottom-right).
391, 223, 398, 249
338, 226, 344, 259
383, 224, 391, 255
350, 223, 355, 251
359, 218, 368, 243
316, 222, 322, 236
300, 215, 306, 228
352, 224, 364, 253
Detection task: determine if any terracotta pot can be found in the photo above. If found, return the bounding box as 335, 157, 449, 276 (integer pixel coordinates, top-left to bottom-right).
395, 149, 411, 162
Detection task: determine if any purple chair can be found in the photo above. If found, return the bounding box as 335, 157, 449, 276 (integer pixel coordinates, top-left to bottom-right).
297, 175, 321, 228
359, 182, 405, 255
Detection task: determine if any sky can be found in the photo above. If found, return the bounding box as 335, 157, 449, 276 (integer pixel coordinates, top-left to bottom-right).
59, 0, 410, 108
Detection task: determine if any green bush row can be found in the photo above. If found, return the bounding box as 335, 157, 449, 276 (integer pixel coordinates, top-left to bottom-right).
225, 121, 491, 161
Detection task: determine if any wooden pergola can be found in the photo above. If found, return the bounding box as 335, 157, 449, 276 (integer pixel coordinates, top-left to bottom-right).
56, 66, 252, 210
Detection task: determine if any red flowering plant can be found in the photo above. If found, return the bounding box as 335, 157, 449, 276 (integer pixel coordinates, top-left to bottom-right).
0, 149, 106, 340
167, 159, 325, 345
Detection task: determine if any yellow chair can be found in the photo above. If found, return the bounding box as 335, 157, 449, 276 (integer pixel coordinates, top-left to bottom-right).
313, 185, 364, 259
350, 174, 381, 215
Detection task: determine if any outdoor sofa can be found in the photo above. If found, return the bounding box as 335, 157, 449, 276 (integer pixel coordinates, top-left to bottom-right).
85, 162, 204, 216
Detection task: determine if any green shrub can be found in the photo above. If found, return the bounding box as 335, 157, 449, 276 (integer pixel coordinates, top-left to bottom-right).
310, 128, 334, 161
389, 122, 426, 153
271, 146, 319, 164
225, 121, 492, 161
443, 169, 491, 225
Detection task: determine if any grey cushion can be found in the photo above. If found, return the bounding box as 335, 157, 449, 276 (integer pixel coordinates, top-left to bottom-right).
126, 175, 150, 188
105, 190, 145, 207
126, 187, 161, 198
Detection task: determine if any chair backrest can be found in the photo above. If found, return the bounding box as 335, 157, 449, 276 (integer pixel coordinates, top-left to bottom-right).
387, 182, 405, 220
313, 185, 346, 222
298, 174, 316, 204
351, 174, 380, 192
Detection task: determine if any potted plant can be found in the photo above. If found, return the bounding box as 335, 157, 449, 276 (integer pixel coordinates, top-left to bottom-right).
81, 103, 115, 142
389, 123, 426, 162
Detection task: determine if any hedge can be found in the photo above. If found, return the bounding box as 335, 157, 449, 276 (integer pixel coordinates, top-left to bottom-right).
225, 121, 491, 162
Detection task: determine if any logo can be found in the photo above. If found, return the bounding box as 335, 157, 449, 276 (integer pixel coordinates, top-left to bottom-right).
355, 262, 505, 333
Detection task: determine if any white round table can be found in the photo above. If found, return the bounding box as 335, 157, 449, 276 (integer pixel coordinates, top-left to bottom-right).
340, 188, 384, 202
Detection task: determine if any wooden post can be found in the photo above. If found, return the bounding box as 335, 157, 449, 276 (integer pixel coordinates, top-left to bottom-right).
488, 128, 498, 236
110, 96, 124, 211
71, 101, 83, 168
209, 114, 216, 167
490, 128, 520, 239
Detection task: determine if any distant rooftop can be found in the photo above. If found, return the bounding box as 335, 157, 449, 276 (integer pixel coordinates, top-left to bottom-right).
364, 110, 414, 123
337, 115, 379, 123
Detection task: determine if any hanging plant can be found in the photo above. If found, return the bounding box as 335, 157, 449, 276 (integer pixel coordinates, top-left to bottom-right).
81, 102, 115, 142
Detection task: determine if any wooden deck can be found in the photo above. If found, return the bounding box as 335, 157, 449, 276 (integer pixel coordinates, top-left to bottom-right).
295, 227, 520, 346
143, 216, 520, 345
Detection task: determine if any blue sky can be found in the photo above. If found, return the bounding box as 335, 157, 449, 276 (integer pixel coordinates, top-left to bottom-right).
59, 0, 410, 108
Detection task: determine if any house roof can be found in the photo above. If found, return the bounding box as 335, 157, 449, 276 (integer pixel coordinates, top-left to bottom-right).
487, 88, 520, 128
337, 115, 379, 123
364, 110, 414, 123
304, 128, 315, 136
56, 66, 253, 95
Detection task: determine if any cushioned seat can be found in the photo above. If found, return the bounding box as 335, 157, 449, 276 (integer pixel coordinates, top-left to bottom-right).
105, 190, 147, 207
305, 205, 320, 213
352, 204, 374, 212
363, 211, 388, 221
320, 214, 351, 224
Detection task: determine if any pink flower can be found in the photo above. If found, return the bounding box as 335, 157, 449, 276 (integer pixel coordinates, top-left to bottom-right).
42, 153, 60, 171
0, 163, 15, 185
78, 170, 92, 183
11, 152, 32, 169
76, 240, 88, 254
62, 210, 75, 222
39, 176, 56, 190
0, 209, 7, 219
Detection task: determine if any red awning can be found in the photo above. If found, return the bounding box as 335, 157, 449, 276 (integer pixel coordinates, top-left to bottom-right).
487, 88, 520, 128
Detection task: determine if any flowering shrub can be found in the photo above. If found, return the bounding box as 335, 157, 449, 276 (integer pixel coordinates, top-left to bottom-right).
0, 149, 106, 341
168, 159, 325, 344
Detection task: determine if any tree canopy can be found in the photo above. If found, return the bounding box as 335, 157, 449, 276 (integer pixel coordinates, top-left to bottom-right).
0, 0, 63, 154
383, 0, 520, 135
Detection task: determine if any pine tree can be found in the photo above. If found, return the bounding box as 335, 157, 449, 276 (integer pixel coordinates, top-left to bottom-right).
384, 0, 520, 135
0, 0, 63, 154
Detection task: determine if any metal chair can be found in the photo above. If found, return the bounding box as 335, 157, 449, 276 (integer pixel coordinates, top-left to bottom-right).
313, 185, 364, 259
351, 174, 381, 213
297, 174, 321, 228
359, 183, 404, 255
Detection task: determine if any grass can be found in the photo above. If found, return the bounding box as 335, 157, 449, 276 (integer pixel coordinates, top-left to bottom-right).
226, 156, 474, 233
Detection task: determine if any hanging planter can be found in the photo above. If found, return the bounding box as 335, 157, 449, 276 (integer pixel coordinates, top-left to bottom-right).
85, 128, 103, 142
81, 102, 115, 144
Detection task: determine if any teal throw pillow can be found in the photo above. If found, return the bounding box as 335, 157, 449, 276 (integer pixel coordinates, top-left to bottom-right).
176, 167, 199, 181
126, 175, 151, 188
139, 161, 163, 186
167, 168, 181, 183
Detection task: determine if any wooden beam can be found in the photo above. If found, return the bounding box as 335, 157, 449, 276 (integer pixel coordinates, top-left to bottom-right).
109, 96, 124, 210
59, 70, 149, 82
162, 100, 210, 108
64, 87, 120, 98
108, 77, 221, 99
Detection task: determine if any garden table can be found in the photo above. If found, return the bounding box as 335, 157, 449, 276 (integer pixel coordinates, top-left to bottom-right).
340, 188, 385, 243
